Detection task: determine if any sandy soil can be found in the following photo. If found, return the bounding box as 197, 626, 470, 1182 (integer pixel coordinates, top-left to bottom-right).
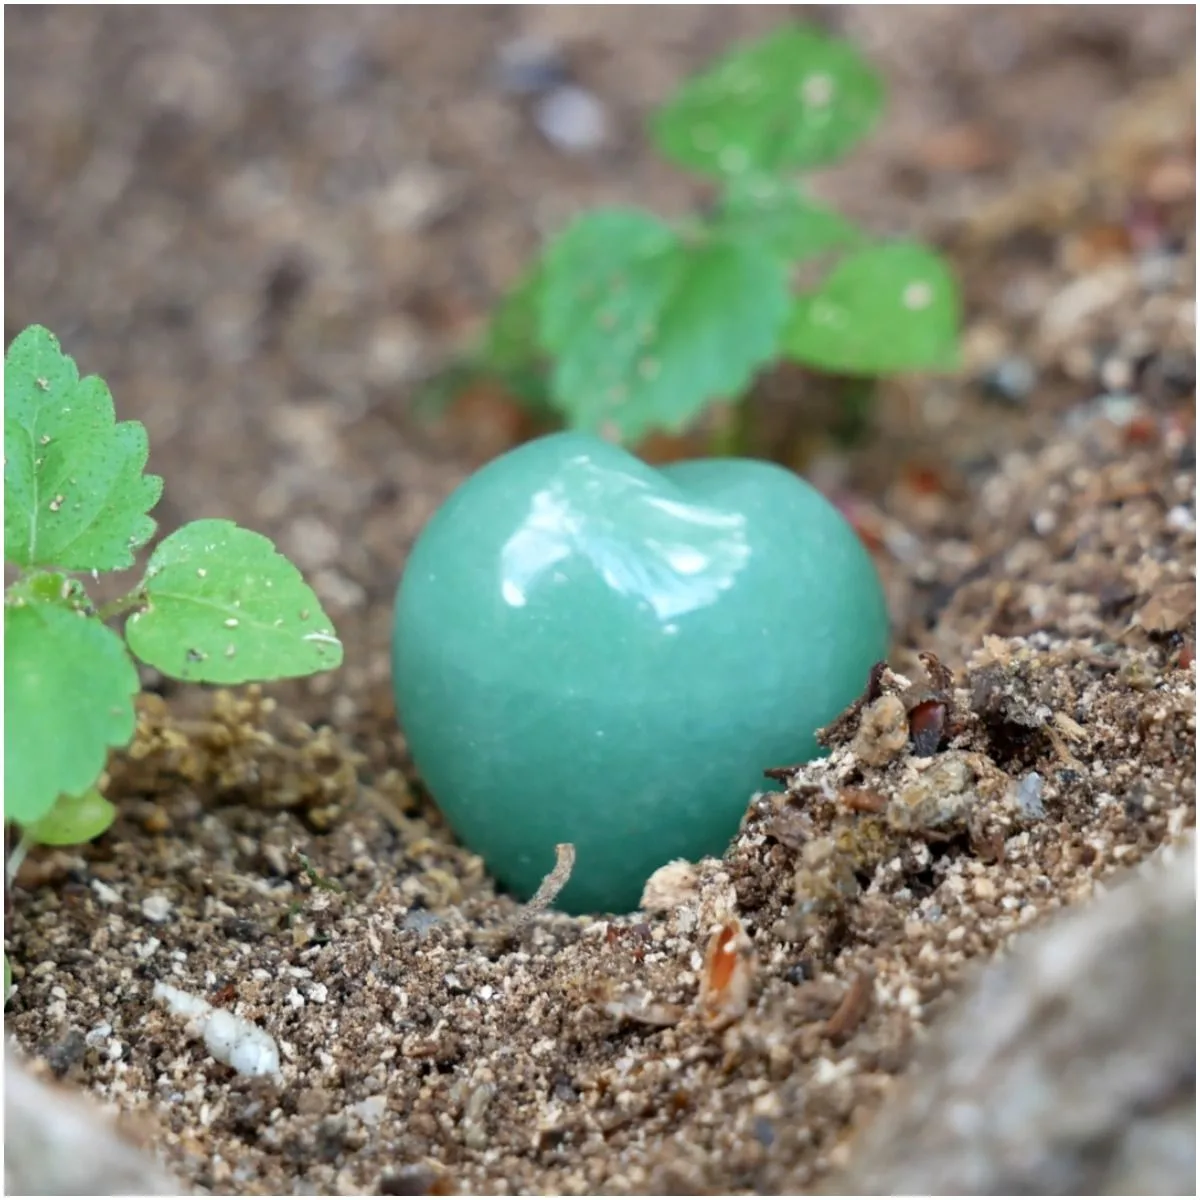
4, 6, 1195, 1195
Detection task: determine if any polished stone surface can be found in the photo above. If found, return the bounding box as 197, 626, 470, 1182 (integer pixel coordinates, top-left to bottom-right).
393, 432, 889, 913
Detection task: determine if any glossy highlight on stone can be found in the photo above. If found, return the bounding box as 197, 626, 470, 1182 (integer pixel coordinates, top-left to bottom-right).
392, 432, 889, 914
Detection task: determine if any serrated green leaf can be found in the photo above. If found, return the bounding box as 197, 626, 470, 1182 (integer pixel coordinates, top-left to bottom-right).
539, 209, 791, 442
713, 175, 866, 263
4, 598, 139, 825
781, 242, 961, 374
651, 24, 884, 179
125, 519, 343, 684
23, 787, 116, 846
4, 325, 163, 572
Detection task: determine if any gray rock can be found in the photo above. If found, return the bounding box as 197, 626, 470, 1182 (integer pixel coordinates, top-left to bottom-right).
837, 840, 1196, 1195
5, 1050, 183, 1195
980, 354, 1037, 405
494, 37, 569, 97
534, 85, 609, 156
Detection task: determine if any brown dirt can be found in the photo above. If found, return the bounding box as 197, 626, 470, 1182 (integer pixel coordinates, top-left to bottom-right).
4, 6, 1196, 1195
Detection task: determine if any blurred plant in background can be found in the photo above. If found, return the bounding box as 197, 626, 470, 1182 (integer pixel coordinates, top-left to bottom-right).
425, 23, 962, 455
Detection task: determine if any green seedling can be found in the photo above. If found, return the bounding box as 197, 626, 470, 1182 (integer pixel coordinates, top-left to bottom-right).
430, 22, 961, 448
3, 325, 344, 913
297, 851, 346, 894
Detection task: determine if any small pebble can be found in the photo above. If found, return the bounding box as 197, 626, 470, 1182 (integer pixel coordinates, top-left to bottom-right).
203, 1009, 282, 1079
372, 167, 457, 234
141, 893, 173, 924
1137, 250, 1184, 293
1166, 505, 1195, 533
1099, 356, 1134, 394
1015, 773, 1045, 820
352, 1095, 388, 1126
141, 804, 171, 835
534, 85, 609, 155
401, 909, 440, 937
494, 37, 569, 96
365, 317, 426, 387
979, 355, 1036, 406
155, 983, 282, 1080
1083, 393, 1140, 429
85, 1022, 113, 1048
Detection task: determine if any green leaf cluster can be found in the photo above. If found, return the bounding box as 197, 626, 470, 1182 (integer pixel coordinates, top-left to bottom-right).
4, 326, 344, 841
443, 22, 961, 442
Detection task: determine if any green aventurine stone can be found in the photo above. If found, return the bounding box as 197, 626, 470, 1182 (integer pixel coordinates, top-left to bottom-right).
392, 432, 889, 914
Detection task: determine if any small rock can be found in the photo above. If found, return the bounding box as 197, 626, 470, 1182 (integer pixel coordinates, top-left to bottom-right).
1166, 505, 1195, 533
494, 37, 569, 96
534, 85, 609, 155
640, 858, 699, 913
1099, 355, 1135, 394
889, 755, 976, 833
85, 1023, 113, 1049
972, 876, 998, 902
153, 982, 282, 1081
979, 356, 1037, 406
45, 1030, 87, 1078
351, 1094, 387, 1126
365, 317, 426, 387
372, 166, 458, 234
400, 909, 440, 937
141, 804, 171, 835
1137, 249, 1185, 293
1014, 772, 1045, 820
461, 1081, 496, 1150
203, 1009, 281, 1079
852, 695, 910, 767
140, 893, 173, 924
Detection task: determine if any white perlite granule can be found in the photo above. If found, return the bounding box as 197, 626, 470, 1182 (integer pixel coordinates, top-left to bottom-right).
153, 982, 282, 1081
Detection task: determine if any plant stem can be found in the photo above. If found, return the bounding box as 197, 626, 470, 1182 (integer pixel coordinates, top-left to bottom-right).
6, 831, 35, 889
706, 400, 754, 458
97, 588, 146, 622
834, 375, 878, 447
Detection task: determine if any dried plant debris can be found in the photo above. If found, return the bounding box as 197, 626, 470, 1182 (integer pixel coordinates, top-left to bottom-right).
698, 918, 758, 1031
516, 842, 577, 926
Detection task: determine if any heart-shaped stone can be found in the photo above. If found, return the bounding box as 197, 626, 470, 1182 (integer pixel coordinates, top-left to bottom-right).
393, 432, 888, 913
